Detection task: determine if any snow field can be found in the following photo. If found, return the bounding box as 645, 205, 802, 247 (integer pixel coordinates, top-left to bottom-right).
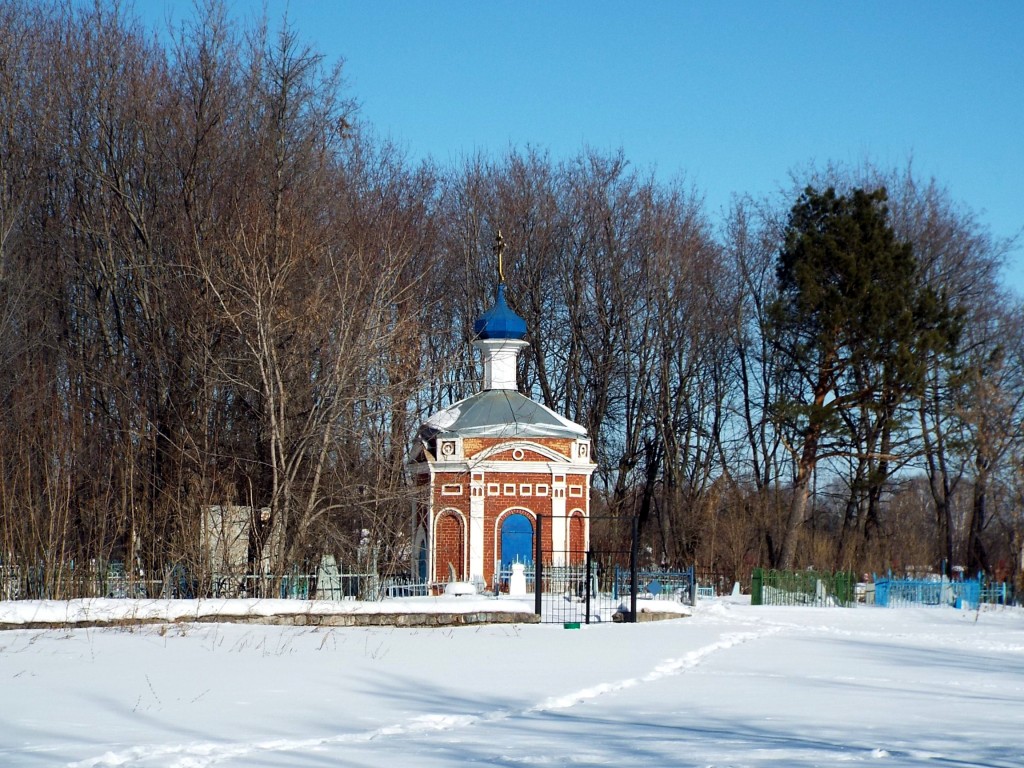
0, 599, 1021, 767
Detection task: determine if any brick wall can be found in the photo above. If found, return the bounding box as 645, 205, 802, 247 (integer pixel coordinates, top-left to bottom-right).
462, 436, 576, 459
434, 512, 465, 582
568, 510, 586, 564
420, 435, 592, 589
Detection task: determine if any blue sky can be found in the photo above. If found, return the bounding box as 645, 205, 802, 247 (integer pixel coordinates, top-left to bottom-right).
141, 1, 1023, 293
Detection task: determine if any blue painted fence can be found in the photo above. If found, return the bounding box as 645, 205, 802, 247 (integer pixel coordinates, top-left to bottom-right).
873, 573, 981, 609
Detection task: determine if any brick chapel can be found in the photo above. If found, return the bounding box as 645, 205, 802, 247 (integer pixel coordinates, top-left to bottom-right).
409, 237, 595, 591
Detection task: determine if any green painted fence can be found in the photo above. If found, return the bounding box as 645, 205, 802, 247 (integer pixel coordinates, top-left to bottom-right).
751, 568, 855, 607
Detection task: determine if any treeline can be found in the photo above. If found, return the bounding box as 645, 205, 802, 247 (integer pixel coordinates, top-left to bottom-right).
1, 2, 1021, 588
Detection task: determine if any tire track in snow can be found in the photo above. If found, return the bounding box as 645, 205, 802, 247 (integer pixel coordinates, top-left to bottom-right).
68, 627, 779, 768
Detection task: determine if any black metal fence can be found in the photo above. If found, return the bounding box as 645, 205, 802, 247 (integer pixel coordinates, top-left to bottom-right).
3, 516, 706, 623
528, 515, 696, 624
0, 560, 389, 602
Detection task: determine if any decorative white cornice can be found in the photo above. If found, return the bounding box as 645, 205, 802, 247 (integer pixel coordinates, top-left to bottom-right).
415, 459, 596, 478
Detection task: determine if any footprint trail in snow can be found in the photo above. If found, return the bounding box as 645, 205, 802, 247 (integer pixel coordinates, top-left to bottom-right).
69, 627, 779, 768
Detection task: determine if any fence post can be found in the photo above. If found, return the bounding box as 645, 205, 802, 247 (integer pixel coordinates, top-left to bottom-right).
751, 567, 763, 606
836, 571, 853, 606
584, 547, 593, 625
534, 514, 543, 617
629, 515, 639, 623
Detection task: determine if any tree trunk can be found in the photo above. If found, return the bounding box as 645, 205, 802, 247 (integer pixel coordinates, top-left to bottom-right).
779, 456, 814, 570
966, 455, 990, 575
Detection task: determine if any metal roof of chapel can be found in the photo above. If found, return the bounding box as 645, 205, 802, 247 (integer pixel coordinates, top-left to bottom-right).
419, 389, 586, 442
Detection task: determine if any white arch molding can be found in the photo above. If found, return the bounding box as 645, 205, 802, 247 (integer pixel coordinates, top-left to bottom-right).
493, 507, 537, 583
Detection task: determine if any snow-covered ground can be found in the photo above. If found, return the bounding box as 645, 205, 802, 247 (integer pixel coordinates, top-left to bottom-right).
1, 596, 1021, 767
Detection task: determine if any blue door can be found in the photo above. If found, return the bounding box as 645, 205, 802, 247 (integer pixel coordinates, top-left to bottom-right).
416, 538, 428, 583
501, 513, 534, 569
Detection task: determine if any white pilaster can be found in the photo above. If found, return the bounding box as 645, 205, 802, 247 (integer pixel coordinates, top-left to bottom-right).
551, 473, 567, 566
469, 474, 485, 584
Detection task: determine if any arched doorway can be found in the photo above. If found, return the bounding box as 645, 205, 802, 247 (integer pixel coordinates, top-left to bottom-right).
500, 512, 534, 570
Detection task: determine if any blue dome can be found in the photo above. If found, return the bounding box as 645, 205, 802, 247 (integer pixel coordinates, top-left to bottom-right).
473, 283, 527, 340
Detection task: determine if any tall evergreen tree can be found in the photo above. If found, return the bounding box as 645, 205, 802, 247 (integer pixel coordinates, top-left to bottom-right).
770, 186, 955, 569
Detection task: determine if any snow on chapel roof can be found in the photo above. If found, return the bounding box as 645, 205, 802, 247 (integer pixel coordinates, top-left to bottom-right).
420, 389, 586, 441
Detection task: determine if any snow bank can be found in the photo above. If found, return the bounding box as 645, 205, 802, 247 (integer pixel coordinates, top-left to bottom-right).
0, 595, 536, 628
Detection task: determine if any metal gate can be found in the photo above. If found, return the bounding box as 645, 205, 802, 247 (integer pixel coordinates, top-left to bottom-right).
538, 546, 637, 624
528, 515, 693, 624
